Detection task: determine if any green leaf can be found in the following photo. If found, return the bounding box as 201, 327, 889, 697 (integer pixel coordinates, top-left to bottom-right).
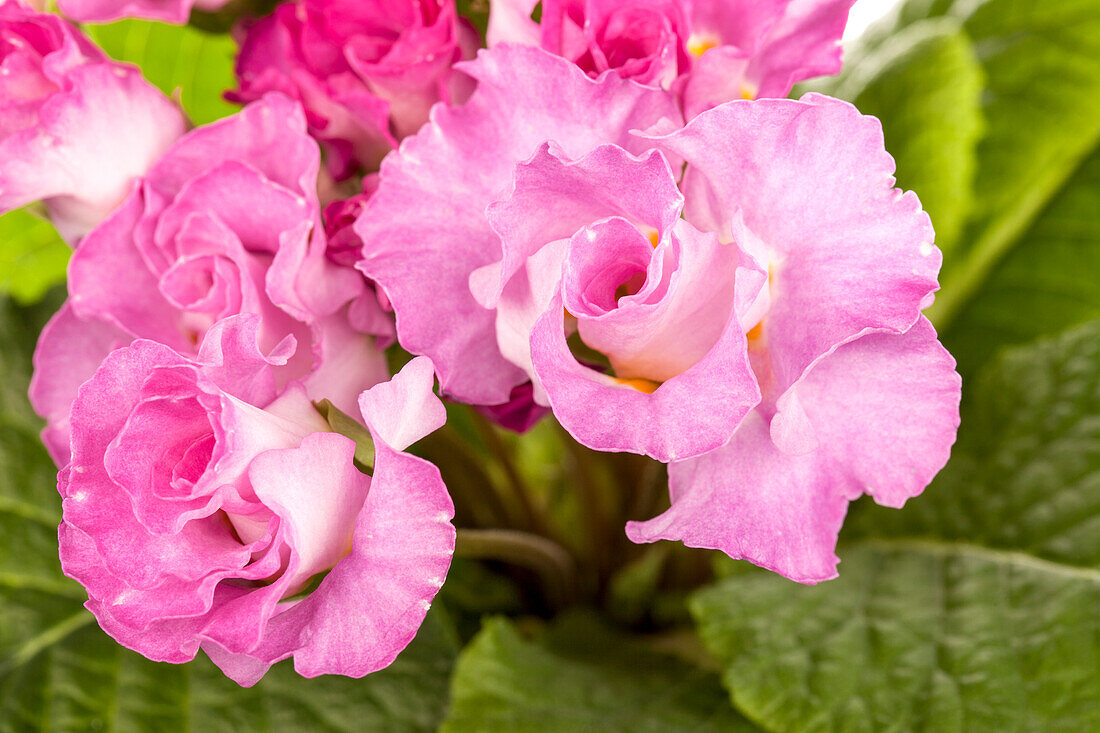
693, 320, 1100, 731
86, 20, 239, 125
2, 608, 459, 732
442, 616, 760, 732
313, 399, 376, 471
942, 147, 1100, 376
833, 0, 1100, 362
0, 210, 69, 306
918, 0, 1100, 330
840, 20, 984, 254
0, 299, 460, 732
848, 318, 1100, 569
692, 543, 1100, 733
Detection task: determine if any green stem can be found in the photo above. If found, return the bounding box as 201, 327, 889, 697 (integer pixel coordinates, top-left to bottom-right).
455, 529, 577, 609
557, 424, 614, 585
417, 429, 514, 529
470, 411, 551, 536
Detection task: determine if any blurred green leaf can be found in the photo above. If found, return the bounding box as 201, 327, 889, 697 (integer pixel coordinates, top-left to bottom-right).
942, 147, 1100, 377
86, 20, 238, 125
0, 298, 460, 732
693, 319, 1100, 731
0, 210, 69, 306
442, 615, 759, 732
834, 0, 1100, 365
840, 20, 984, 254
455, 0, 490, 38
692, 544, 1100, 733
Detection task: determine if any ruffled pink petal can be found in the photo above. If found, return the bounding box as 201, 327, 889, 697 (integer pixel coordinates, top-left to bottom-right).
683, 0, 854, 110
57, 0, 229, 25
655, 94, 940, 399
61, 341, 252, 590
206, 441, 453, 685
530, 288, 760, 462
627, 411, 847, 583
196, 314, 294, 406
68, 187, 187, 350
742, 0, 856, 99
570, 219, 745, 382
356, 45, 681, 404
247, 432, 370, 591
0, 63, 185, 242
29, 302, 130, 465
477, 142, 683, 310
147, 93, 318, 208
627, 318, 961, 581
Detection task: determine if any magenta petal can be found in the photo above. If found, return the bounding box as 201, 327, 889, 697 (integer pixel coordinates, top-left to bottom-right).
356, 44, 681, 405
474, 380, 550, 433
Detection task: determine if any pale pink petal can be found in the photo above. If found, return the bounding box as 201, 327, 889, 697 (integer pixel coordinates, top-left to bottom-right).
29, 303, 130, 465
626, 411, 847, 583
204, 443, 454, 685
357, 355, 445, 452
248, 432, 370, 590
486, 0, 541, 46
530, 290, 760, 462
627, 319, 961, 582
655, 94, 939, 398
0, 63, 185, 242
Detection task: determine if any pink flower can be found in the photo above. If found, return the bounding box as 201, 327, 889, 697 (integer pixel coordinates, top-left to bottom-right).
59, 316, 454, 685
489, 0, 856, 113
31, 93, 387, 465
616, 100, 963, 582
357, 46, 682, 408
491, 0, 692, 88
57, 0, 229, 24
357, 45, 960, 579
231, 0, 479, 179
0, 0, 186, 242
322, 178, 397, 344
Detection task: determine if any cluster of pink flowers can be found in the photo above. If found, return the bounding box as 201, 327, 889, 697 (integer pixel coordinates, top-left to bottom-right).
5, 0, 961, 686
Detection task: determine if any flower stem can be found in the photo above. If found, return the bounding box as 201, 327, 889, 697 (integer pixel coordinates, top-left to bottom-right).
470, 411, 553, 537
455, 529, 577, 610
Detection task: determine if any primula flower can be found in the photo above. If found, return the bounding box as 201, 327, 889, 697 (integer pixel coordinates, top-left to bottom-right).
357, 45, 961, 580
0, 0, 186, 242
489, 0, 856, 113
57, 0, 230, 24
31, 93, 387, 465
59, 316, 454, 685
231, 0, 479, 178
